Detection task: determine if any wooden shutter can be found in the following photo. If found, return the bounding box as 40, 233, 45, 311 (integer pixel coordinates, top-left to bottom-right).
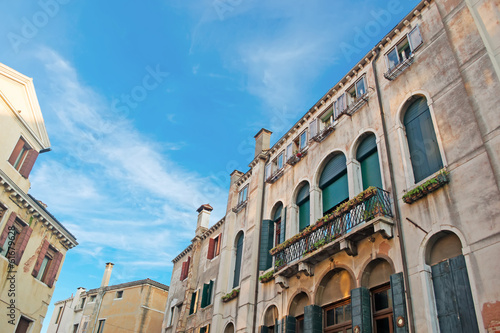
189, 292, 196, 314
404, 98, 443, 183
283, 316, 296, 333
286, 143, 293, 161
19, 149, 39, 178
296, 183, 310, 205
322, 173, 348, 213
351, 287, 372, 333
309, 119, 318, 138
208, 280, 214, 305
215, 234, 221, 256
207, 238, 215, 260
280, 207, 287, 244
298, 201, 310, 231
304, 305, 322, 332
201, 283, 209, 308
186, 256, 191, 279
391, 272, 409, 333
431, 255, 479, 333
14, 226, 32, 265
46, 250, 63, 288
259, 220, 274, 271
8, 139, 25, 165
32, 240, 50, 277
0, 212, 17, 249
233, 234, 243, 288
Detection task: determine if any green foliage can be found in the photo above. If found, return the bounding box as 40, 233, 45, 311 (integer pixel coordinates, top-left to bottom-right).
259, 271, 274, 282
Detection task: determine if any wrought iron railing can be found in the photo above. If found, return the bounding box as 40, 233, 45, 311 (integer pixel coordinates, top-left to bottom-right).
384, 55, 415, 81
273, 188, 392, 271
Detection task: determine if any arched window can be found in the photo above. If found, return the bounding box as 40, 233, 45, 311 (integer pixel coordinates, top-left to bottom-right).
356, 134, 383, 190
233, 232, 244, 288
263, 305, 279, 332
404, 97, 443, 183
319, 153, 348, 215
273, 203, 283, 245
289, 292, 310, 333
296, 183, 310, 232
224, 322, 235, 333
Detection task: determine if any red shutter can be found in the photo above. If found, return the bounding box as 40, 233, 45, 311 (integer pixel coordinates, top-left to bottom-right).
0, 212, 17, 248
8, 139, 25, 165
14, 226, 32, 265
32, 240, 50, 277
216, 234, 222, 256
46, 250, 64, 288
180, 262, 187, 281
19, 149, 39, 178
207, 238, 215, 260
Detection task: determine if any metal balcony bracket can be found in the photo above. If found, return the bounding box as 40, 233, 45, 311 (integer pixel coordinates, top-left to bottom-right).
275, 276, 289, 289
340, 239, 358, 256
373, 217, 394, 239
298, 262, 314, 276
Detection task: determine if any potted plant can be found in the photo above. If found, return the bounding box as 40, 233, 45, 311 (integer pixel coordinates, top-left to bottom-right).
259, 271, 274, 283
222, 289, 240, 302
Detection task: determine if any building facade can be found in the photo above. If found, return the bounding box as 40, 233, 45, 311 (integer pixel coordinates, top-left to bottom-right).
163, 0, 500, 332
47, 263, 170, 333
0, 62, 78, 333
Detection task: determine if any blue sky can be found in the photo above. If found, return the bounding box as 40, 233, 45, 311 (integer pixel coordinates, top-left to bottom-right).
0, 0, 419, 331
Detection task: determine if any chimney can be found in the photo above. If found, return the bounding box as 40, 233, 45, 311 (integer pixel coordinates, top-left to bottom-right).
101, 262, 114, 287
196, 204, 213, 236
254, 128, 272, 157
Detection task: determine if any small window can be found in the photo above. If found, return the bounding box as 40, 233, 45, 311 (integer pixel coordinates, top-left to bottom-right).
201, 280, 214, 308
346, 76, 367, 108
36, 247, 56, 283
189, 290, 199, 315
324, 300, 352, 330
73, 324, 79, 333
55, 306, 63, 324
385, 26, 423, 71
320, 107, 334, 129
207, 234, 221, 260
286, 143, 293, 161
80, 297, 86, 309
200, 325, 210, 333
238, 185, 248, 205
8, 137, 38, 178
265, 163, 272, 180
0, 219, 23, 259
97, 319, 106, 333
116, 290, 123, 299
335, 93, 346, 118
90, 295, 96, 302
299, 131, 307, 150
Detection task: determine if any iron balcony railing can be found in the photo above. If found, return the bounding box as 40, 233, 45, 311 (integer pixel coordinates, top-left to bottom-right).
273, 188, 392, 271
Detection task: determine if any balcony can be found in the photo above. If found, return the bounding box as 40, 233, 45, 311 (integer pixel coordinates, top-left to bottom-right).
286, 147, 308, 166
311, 124, 335, 143
271, 187, 394, 277
384, 54, 415, 81
345, 92, 370, 115
232, 199, 248, 213
266, 168, 284, 184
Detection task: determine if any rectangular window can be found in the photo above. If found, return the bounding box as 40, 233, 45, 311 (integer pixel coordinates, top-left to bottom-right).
80, 297, 86, 308
90, 295, 96, 302
8, 137, 39, 178
325, 300, 352, 329
201, 280, 214, 308
116, 290, 123, 299
73, 324, 79, 333
0, 220, 22, 258
286, 143, 293, 161
309, 119, 318, 139
36, 247, 55, 283
207, 234, 221, 260
385, 26, 422, 70
238, 185, 248, 205
299, 131, 307, 150
277, 152, 284, 170
97, 319, 105, 333
335, 93, 346, 118
55, 306, 63, 324
189, 290, 199, 315
320, 107, 334, 129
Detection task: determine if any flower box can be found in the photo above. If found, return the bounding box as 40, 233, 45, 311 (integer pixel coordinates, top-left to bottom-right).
222, 289, 239, 302
259, 271, 274, 283
402, 169, 449, 204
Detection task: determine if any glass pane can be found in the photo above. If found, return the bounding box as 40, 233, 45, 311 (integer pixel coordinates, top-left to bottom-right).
300, 132, 307, 149
374, 290, 392, 311
387, 48, 399, 69
286, 143, 293, 160
345, 303, 352, 321
356, 77, 366, 97
278, 154, 283, 169
335, 306, 344, 324
326, 309, 335, 327
398, 39, 411, 61
408, 26, 423, 50
297, 319, 304, 333
375, 317, 391, 333
36, 257, 49, 280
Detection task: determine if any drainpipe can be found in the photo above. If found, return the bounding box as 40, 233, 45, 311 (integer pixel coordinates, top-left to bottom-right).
371, 48, 415, 333
91, 289, 106, 333
253, 154, 268, 333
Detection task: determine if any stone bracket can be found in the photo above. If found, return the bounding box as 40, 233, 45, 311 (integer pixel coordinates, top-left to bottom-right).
374, 219, 394, 239
340, 239, 358, 256
275, 275, 289, 289
298, 262, 314, 276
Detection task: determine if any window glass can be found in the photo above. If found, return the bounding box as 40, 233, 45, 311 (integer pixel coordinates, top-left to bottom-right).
36, 257, 50, 280
278, 153, 284, 169
387, 48, 399, 69
397, 38, 411, 61
356, 77, 366, 97
408, 26, 423, 50
299, 131, 307, 150
286, 143, 293, 161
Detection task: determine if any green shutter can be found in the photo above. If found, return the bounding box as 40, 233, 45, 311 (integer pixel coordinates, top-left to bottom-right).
259, 220, 274, 271
391, 273, 409, 333
319, 154, 347, 188
356, 134, 377, 160
273, 204, 283, 221
280, 207, 287, 244
201, 283, 208, 308
322, 173, 349, 213
296, 183, 310, 205
404, 97, 443, 183
351, 287, 372, 333
260, 326, 269, 333
284, 316, 296, 333
233, 234, 244, 288
304, 305, 322, 333
189, 292, 196, 314
360, 151, 383, 190
208, 280, 214, 306
299, 200, 310, 231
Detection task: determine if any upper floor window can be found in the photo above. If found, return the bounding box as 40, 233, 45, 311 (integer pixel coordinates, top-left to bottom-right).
189, 289, 199, 315
403, 97, 443, 183
207, 234, 221, 260
201, 280, 214, 308
180, 256, 191, 281
346, 76, 367, 108
0, 212, 32, 266
8, 137, 39, 178
97, 319, 105, 333
298, 130, 308, 150
237, 185, 248, 205
296, 183, 310, 231
32, 240, 63, 287
116, 290, 123, 299
385, 26, 423, 72
319, 154, 349, 215
233, 232, 244, 288
356, 134, 383, 190
90, 295, 96, 302
200, 325, 210, 333
273, 203, 283, 246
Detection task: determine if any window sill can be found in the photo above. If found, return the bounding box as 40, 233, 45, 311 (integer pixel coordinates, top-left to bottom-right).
384, 54, 415, 81
232, 200, 248, 213
403, 169, 449, 204
266, 168, 284, 184
201, 304, 214, 311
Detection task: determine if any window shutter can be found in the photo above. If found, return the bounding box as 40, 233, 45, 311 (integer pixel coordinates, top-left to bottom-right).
207, 238, 215, 260
19, 149, 39, 178
201, 283, 209, 308
206, 324, 210, 333
216, 234, 221, 256
319, 154, 347, 189
296, 183, 310, 205
189, 292, 196, 314
391, 273, 409, 333
32, 240, 50, 277
180, 262, 185, 280
260, 326, 269, 333
298, 200, 310, 231
8, 139, 25, 165
286, 143, 293, 161
356, 135, 377, 161
304, 305, 322, 332
351, 287, 372, 333
259, 220, 273, 271
283, 316, 296, 333
0, 212, 17, 249
273, 205, 282, 221
309, 119, 318, 138
14, 226, 32, 265
233, 235, 243, 288
186, 256, 191, 278
46, 250, 63, 288
208, 280, 214, 304
409, 26, 423, 51
322, 173, 349, 214
280, 207, 287, 244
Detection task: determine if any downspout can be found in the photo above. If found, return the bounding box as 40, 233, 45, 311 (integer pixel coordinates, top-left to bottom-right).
91, 289, 106, 333
371, 48, 415, 333
253, 154, 268, 333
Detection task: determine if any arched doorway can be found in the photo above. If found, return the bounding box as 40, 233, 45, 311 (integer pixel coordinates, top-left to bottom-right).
289, 292, 310, 333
